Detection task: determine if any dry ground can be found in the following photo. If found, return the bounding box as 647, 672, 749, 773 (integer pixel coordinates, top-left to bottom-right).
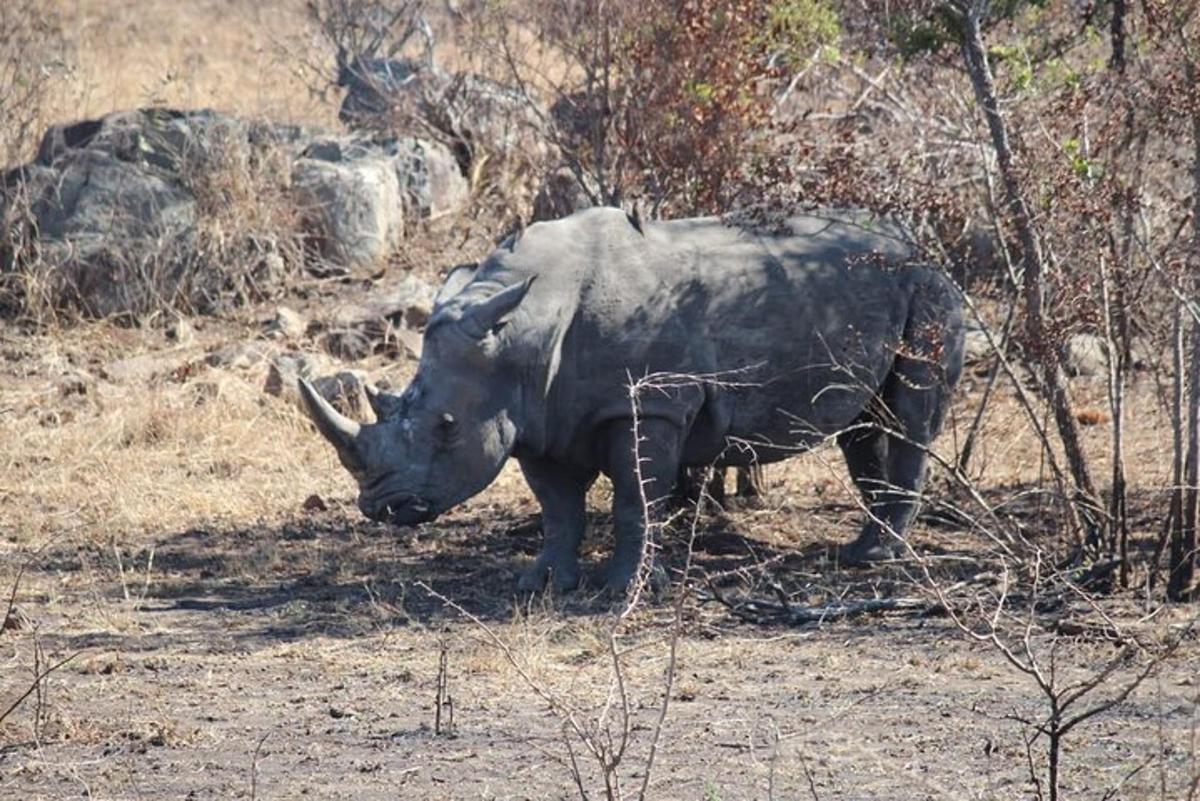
1, 315, 1197, 800
3, 2, 1200, 799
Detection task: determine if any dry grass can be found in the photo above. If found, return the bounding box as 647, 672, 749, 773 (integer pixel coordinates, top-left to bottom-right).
44, 0, 334, 131
0, 319, 1192, 799
0, 328, 339, 545
0, 3, 1192, 798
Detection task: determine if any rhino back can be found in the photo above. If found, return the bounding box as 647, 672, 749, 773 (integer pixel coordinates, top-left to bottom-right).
459, 208, 921, 466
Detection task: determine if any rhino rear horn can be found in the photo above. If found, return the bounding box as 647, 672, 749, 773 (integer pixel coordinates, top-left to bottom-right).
365, 384, 404, 420
461, 276, 536, 339
299, 378, 363, 462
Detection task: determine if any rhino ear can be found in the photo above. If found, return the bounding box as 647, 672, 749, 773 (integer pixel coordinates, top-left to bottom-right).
460, 276, 535, 339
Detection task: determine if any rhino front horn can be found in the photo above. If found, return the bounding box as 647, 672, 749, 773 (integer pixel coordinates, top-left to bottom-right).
298, 378, 362, 457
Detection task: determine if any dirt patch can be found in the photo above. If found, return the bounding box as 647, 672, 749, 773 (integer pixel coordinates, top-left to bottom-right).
0, 319, 1195, 799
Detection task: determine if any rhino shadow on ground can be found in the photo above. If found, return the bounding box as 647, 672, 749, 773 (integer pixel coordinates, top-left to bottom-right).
29, 475, 1095, 660
28, 506, 979, 661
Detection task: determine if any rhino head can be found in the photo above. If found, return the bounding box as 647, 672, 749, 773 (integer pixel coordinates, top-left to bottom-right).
300, 277, 534, 525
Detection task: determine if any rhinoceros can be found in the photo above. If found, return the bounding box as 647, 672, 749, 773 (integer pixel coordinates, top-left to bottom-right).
300, 207, 965, 591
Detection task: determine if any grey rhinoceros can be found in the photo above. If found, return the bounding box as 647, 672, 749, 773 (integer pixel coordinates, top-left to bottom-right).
300, 207, 965, 592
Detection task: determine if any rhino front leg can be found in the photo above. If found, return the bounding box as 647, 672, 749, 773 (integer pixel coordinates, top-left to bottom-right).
517, 457, 596, 592
603, 417, 683, 593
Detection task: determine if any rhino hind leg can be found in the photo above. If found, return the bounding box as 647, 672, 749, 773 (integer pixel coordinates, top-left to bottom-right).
603, 417, 684, 592
734, 464, 768, 506
517, 457, 597, 592
843, 336, 958, 562
840, 424, 897, 563
674, 465, 726, 509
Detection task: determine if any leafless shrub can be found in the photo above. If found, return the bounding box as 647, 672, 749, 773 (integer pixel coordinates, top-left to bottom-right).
0, 0, 72, 169
307, 0, 429, 69
175, 123, 308, 313
296, 0, 432, 125
0, 549, 83, 740
923, 549, 1192, 801
466, 0, 840, 216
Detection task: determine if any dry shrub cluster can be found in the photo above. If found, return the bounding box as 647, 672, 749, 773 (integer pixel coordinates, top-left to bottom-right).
0, 0, 72, 168
1, 357, 347, 545
468, 0, 840, 215
0, 126, 309, 324
173, 124, 309, 315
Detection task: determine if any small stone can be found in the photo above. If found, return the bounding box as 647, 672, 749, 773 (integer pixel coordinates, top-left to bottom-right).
962, 327, 993, 365
266, 306, 307, 341
206, 341, 270, 370
166, 317, 195, 345
1064, 333, 1108, 378
265, 352, 321, 397
303, 494, 329, 513
2, 605, 29, 631
322, 329, 374, 362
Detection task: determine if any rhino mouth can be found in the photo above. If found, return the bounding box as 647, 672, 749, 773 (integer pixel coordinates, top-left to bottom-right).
363, 493, 437, 526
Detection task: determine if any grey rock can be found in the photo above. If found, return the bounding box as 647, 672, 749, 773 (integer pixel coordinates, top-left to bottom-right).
3, 107, 316, 317
166, 316, 195, 345
962, 327, 994, 365
206, 341, 271, 370
384, 137, 468, 216
9, 149, 197, 317
264, 351, 326, 398
312, 370, 371, 419
292, 150, 404, 271
322, 327, 376, 362
266, 306, 307, 341
293, 135, 467, 259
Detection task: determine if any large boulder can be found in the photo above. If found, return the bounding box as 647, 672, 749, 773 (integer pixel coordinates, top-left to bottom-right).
3, 150, 197, 317
1, 108, 307, 317
385, 137, 468, 217
2, 109, 466, 317
292, 145, 404, 273
292, 135, 467, 271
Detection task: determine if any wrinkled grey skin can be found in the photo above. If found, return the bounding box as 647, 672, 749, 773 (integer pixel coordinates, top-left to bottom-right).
300, 208, 965, 592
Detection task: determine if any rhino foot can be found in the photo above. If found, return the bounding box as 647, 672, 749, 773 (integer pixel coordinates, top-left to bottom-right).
518, 556, 581, 593
839, 535, 904, 566
602, 557, 667, 595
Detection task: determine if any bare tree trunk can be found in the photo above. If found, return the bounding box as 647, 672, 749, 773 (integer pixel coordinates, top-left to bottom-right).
958, 7, 1101, 542
1169, 303, 1188, 597
1169, 51, 1200, 602
1110, 0, 1128, 72
1100, 256, 1129, 584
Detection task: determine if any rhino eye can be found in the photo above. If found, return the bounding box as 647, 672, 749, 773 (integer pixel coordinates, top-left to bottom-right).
436, 413, 457, 439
